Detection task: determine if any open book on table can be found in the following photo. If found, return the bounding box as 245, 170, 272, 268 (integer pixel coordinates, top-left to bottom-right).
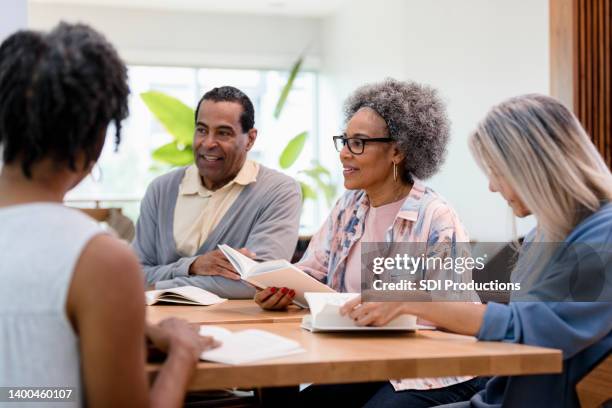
199, 325, 305, 364
301, 292, 417, 332
218, 244, 335, 308
145, 286, 226, 306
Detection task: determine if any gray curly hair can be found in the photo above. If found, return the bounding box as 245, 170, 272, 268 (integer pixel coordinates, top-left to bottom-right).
343, 78, 450, 180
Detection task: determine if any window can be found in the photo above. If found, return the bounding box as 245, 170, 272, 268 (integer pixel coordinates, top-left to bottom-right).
66, 65, 321, 233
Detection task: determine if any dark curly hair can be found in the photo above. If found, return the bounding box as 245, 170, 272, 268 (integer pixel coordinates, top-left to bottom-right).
195, 86, 255, 133
344, 78, 450, 180
0, 22, 129, 178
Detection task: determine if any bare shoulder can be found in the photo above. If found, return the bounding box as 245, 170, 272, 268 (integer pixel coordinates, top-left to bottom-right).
79, 234, 142, 286
67, 234, 144, 323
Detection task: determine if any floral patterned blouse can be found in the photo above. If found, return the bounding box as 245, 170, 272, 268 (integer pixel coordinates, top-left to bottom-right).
296, 178, 475, 391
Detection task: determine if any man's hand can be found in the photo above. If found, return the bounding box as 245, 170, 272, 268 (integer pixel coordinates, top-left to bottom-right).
188, 248, 256, 280
339, 296, 408, 327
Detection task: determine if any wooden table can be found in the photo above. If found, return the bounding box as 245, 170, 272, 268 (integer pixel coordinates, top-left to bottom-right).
146, 300, 308, 325
148, 321, 562, 390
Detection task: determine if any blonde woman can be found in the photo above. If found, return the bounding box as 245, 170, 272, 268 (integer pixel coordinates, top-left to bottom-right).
343, 94, 612, 408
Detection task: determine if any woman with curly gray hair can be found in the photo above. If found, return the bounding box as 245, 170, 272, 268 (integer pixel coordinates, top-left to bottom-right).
254, 78, 486, 407
342, 77, 450, 183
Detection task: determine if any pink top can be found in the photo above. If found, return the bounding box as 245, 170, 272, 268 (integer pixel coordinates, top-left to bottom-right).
344, 197, 405, 293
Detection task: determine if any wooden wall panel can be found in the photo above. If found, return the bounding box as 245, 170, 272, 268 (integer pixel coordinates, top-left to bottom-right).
550, 0, 612, 169
550, 0, 576, 110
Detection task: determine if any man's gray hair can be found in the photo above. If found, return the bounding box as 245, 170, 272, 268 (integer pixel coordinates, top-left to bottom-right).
344, 78, 450, 180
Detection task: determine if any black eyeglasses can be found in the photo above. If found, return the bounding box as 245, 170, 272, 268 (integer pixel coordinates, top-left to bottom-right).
333, 135, 393, 155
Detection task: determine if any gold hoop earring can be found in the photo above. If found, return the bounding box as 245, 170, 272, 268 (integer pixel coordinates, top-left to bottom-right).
393, 162, 398, 182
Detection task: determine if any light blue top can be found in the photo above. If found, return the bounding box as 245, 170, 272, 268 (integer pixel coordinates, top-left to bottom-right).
473, 203, 612, 408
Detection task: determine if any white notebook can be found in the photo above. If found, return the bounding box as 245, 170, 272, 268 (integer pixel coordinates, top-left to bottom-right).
199, 325, 305, 364
145, 286, 226, 306
218, 244, 335, 308
301, 292, 417, 332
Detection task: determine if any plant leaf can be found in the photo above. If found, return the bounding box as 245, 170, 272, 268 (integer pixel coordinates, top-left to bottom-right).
279, 131, 308, 169
152, 142, 194, 166
274, 56, 303, 119
301, 163, 331, 179
141, 91, 195, 145
301, 167, 337, 205
300, 181, 317, 201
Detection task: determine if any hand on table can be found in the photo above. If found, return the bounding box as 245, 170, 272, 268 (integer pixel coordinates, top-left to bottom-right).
146, 318, 219, 363
339, 295, 408, 327
188, 248, 256, 280
254, 287, 295, 310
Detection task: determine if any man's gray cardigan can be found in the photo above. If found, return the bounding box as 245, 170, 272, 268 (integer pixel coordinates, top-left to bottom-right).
132, 164, 302, 298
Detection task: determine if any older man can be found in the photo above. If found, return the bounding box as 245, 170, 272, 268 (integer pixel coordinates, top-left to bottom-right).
133, 86, 301, 298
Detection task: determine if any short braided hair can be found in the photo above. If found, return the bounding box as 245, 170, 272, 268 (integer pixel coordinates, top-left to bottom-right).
0, 22, 129, 178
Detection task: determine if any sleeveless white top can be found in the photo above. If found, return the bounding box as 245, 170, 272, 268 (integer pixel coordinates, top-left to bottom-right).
0, 203, 102, 407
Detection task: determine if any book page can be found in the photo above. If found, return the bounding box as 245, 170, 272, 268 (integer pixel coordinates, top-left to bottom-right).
305, 292, 359, 316
166, 286, 226, 305
199, 325, 234, 342
251, 259, 292, 275
145, 290, 162, 306
218, 244, 258, 278
303, 292, 417, 331
199, 326, 305, 364
246, 265, 335, 307
145, 286, 226, 306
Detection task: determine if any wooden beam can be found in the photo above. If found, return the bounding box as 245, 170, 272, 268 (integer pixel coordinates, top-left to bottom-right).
550, 0, 577, 111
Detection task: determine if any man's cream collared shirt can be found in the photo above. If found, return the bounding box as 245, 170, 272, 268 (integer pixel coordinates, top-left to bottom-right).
173, 160, 259, 256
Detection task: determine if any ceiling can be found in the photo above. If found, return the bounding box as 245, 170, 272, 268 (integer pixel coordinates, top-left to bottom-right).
29, 0, 350, 17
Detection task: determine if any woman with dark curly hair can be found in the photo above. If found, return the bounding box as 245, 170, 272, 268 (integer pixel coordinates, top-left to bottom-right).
0, 23, 217, 407
254, 78, 486, 406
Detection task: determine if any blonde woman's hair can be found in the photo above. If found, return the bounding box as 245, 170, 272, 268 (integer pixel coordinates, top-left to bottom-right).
469, 94, 612, 242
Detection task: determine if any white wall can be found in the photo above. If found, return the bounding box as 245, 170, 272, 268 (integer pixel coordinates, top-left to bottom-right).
1, 0, 28, 41
28, 3, 322, 69
26, 0, 548, 240
320, 0, 547, 241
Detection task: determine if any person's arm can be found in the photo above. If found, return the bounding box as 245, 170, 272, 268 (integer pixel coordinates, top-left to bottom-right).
133, 183, 255, 296
423, 205, 481, 302
343, 245, 612, 342
148, 178, 303, 297
293, 195, 340, 282
242, 178, 302, 261
339, 297, 486, 335
132, 182, 197, 286
67, 235, 207, 408
478, 301, 612, 357
145, 319, 218, 407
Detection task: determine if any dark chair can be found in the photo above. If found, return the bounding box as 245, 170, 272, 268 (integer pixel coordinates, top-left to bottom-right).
472, 242, 521, 304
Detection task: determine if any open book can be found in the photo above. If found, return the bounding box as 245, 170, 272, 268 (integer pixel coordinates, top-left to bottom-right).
301, 292, 417, 332
218, 244, 335, 308
199, 325, 305, 364
145, 286, 226, 306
